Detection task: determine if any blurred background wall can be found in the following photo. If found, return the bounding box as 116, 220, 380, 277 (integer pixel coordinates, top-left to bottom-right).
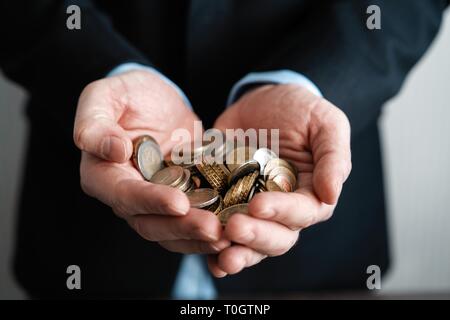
1, 11, 449, 299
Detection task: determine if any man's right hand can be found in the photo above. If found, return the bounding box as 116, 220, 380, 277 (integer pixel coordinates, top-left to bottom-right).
73, 70, 229, 254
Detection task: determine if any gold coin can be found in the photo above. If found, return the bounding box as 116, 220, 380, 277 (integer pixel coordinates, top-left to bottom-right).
196, 160, 228, 192
150, 166, 184, 187
266, 179, 284, 192
228, 160, 260, 186
213, 196, 223, 214
223, 185, 234, 207
231, 178, 245, 206
133, 135, 164, 180
238, 171, 258, 203
217, 204, 249, 225
268, 166, 297, 191
272, 175, 294, 192
186, 188, 219, 208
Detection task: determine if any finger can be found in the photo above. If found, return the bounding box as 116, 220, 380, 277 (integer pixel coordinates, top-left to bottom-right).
113, 179, 190, 217
159, 238, 231, 254
310, 103, 352, 204
248, 186, 334, 230
81, 153, 190, 217
207, 255, 227, 278
217, 245, 267, 275
225, 214, 299, 256
129, 208, 223, 242
74, 82, 132, 162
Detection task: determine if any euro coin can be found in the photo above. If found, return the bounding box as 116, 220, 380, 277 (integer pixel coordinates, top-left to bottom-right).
266, 179, 284, 192
133, 135, 164, 180
253, 148, 278, 174
150, 166, 184, 187
186, 188, 219, 208
263, 158, 297, 178
217, 203, 249, 225
228, 160, 260, 186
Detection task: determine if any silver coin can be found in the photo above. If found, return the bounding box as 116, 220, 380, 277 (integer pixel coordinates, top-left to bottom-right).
134, 136, 163, 180
150, 166, 184, 186
253, 148, 278, 174
186, 188, 219, 208
177, 169, 193, 192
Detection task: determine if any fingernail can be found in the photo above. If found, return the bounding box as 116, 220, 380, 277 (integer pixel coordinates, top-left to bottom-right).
100, 137, 112, 159
215, 271, 228, 278
210, 239, 231, 252
166, 203, 188, 216
200, 229, 219, 242
101, 136, 126, 161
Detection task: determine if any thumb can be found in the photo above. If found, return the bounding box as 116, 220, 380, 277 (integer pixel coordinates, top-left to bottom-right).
74, 116, 132, 163
311, 107, 352, 205
74, 81, 133, 163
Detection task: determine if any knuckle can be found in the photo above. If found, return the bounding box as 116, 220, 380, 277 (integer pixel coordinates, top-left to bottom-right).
228, 218, 254, 244
73, 124, 87, 149
303, 211, 317, 228
321, 208, 335, 222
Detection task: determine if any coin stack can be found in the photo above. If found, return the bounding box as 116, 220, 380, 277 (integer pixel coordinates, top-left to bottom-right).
132, 135, 298, 225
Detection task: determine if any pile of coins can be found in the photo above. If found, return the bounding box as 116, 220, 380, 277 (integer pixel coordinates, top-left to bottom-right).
132, 135, 297, 225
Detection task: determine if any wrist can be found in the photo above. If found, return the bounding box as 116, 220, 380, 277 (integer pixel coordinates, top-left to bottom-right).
227, 70, 322, 106
108, 62, 192, 109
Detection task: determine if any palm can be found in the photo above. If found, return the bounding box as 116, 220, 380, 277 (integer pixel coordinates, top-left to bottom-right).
214, 84, 322, 197
93, 71, 198, 155
76, 70, 200, 205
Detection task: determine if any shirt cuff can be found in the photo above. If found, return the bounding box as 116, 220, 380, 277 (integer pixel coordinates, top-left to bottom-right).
107, 62, 192, 109
227, 69, 323, 106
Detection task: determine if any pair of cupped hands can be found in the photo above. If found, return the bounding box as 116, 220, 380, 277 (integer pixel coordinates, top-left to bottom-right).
73, 70, 351, 277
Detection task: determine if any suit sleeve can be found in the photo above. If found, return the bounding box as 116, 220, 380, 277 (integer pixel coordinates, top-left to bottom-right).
0, 0, 151, 93
253, 0, 448, 136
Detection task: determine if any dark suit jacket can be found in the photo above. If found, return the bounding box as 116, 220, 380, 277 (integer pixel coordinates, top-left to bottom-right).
0, 0, 447, 298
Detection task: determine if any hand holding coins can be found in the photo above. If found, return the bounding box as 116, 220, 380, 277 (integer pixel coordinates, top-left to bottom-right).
203, 84, 352, 277
132, 135, 298, 225
74, 70, 229, 257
